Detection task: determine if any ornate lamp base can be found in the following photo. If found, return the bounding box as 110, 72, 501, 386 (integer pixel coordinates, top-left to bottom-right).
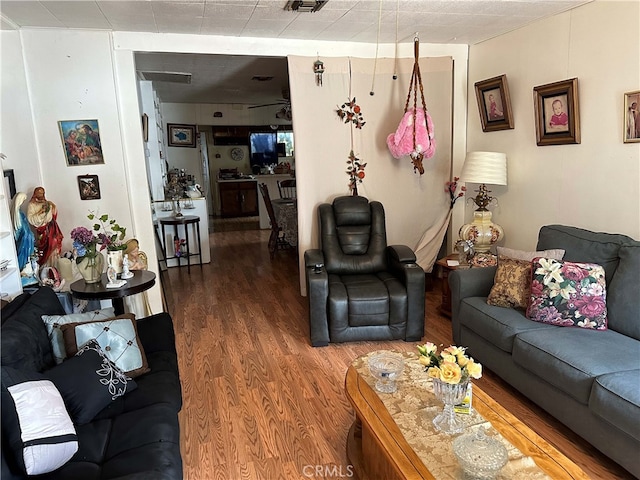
459, 210, 504, 253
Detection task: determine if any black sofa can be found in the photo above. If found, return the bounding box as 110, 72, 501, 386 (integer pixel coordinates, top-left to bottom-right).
1, 287, 183, 479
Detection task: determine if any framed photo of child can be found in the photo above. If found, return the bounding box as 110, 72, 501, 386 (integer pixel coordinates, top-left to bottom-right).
474, 75, 514, 132
533, 78, 580, 146
623, 90, 640, 143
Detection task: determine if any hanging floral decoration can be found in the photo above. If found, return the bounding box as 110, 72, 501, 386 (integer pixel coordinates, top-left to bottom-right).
336, 94, 367, 194
336, 98, 366, 129
346, 150, 367, 192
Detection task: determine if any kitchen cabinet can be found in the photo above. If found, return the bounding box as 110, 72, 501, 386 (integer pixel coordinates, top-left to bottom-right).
219, 180, 258, 217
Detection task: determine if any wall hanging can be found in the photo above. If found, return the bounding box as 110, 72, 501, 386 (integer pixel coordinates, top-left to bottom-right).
313, 56, 324, 86
336, 60, 367, 195
533, 78, 580, 146
474, 75, 514, 132
386, 37, 436, 175
59, 119, 104, 166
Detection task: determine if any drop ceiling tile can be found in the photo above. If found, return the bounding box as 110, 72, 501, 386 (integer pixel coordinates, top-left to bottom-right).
0, 1, 64, 27
41, 1, 111, 28
151, 1, 206, 17
203, 3, 257, 19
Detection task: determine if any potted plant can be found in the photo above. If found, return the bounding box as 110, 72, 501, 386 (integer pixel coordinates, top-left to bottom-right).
89, 212, 128, 274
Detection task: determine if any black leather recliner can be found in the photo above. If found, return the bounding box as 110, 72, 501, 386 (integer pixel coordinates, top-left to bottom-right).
304, 196, 425, 347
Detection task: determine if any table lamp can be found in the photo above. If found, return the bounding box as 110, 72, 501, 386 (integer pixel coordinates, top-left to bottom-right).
458, 151, 507, 252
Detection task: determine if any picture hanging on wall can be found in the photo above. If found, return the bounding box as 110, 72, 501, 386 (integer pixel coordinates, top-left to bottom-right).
77, 174, 101, 200
474, 74, 514, 132
623, 90, 640, 143
167, 123, 197, 148
58, 119, 104, 166
533, 78, 580, 146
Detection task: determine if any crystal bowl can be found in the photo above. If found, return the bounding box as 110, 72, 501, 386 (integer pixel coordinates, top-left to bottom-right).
452, 428, 508, 479
367, 352, 404, 393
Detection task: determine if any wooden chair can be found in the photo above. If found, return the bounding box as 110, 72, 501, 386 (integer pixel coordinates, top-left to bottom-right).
277, 179, 296, 199
258, 183, 289, 258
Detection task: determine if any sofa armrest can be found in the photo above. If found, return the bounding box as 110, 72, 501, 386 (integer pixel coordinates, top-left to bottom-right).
449, 266, 496, 343
136, 312, 177, 355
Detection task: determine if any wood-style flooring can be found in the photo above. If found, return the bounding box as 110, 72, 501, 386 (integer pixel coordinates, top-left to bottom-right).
161, 228, 632, 480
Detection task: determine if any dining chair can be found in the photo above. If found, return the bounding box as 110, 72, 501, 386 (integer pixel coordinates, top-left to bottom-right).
258, 183, 290, 258
277, 178, 296, 199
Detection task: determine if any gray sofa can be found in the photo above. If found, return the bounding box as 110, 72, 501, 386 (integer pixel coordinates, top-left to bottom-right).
449, 225, 640, 478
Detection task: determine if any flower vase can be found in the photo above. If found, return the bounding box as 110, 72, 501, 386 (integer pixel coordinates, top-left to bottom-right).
432, 378, 469, 434
77, 252, 104, 284
107, 249, 124, 275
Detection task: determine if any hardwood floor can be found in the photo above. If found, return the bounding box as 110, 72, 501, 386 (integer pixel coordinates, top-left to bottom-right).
161, 228, 631, 480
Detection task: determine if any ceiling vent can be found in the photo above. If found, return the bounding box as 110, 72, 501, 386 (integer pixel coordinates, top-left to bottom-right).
285, 1, 328, 13
138, 71, 192, 84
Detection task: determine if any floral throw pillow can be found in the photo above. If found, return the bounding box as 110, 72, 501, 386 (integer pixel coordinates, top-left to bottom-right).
526, 258, 608, 330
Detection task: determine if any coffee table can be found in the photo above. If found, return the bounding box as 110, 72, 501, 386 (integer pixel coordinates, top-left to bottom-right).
345, 352, 590, 480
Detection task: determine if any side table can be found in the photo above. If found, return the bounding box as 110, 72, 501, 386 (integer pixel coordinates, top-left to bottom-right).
70, 270, 156, 315
158, 215, 202, 272
436, 253, 497, 317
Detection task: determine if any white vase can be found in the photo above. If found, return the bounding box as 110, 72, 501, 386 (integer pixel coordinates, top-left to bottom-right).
77, 252, 104, 284
107, 249, 124, 275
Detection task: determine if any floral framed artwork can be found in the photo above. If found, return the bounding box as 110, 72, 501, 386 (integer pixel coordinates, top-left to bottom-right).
623, 90, 640, 143
167, 123, 196, 148
77, 174, 101, 200
474, 75, 514, 132
533, 78, 580, 146
58, 119, 104, 166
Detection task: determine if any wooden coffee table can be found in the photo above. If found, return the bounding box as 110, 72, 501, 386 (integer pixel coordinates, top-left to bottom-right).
345, 353, 590, 480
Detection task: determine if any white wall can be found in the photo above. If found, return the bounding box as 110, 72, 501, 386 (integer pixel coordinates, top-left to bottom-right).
466, 0, 640, 249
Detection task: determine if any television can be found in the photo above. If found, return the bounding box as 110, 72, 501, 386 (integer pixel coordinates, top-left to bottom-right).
249, 132, 277, 166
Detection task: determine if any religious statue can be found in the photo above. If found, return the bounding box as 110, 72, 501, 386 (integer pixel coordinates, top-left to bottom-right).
11, 192, 37, 284
26, 187, 64, 267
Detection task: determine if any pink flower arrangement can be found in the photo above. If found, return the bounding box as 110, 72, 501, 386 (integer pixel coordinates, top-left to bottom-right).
446, 177, 466, 208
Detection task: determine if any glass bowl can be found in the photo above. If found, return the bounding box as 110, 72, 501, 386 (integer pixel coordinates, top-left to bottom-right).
367, 352, 404, 393
452, 427, 508, 479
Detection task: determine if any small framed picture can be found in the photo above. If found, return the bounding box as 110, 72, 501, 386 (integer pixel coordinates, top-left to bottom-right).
142, 114, 149, 142
77, 174, 101, 200
58, 119, 104, 166
623, 90, 640, 143
474, 75, 514, 132
167, 123, 196, 148
533, 78, 580, 146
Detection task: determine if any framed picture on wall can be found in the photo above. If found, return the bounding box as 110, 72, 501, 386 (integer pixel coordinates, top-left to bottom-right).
474, 75, 514, 132
623, 90, 640, 143
77, 174, 101, 200
533, 78, 580, 146
167, 124, 197, 148
58, 119, 104, 166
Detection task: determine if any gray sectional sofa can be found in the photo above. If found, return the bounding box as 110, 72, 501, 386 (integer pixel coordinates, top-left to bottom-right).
449, 225, 640, 478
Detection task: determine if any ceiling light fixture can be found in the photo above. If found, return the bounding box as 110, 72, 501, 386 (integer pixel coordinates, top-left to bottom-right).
285, 1, 328, 13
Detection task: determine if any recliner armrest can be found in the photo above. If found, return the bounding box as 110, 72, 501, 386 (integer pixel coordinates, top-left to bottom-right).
387, 245, 417, 264
304, 249, 330, 347
304, 249, 325, 268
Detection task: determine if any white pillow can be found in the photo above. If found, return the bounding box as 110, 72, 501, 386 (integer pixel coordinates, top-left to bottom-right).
41, 308, 115, 364
1, 369, 78, 476
496, 246, 565, 262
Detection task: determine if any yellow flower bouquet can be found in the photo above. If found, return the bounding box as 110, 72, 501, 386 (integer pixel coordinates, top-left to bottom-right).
416, 342, 482, 385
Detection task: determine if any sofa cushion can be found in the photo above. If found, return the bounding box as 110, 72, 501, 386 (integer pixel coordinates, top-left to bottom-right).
607, 242, 640, 340
54, 404, 182, 480
41, 308, 116, 364
43, 340, 137, 425
1, 288, 64, 372
590, 370, 640, 441
487, 256, 531, 308
513, 328, 640, 404
459, 297, 555, 353
496, 246, 565, 261
1, 367, 78, 476
526, 258, 608, 330
61, 315, 150, 378
536, 225, 633, 284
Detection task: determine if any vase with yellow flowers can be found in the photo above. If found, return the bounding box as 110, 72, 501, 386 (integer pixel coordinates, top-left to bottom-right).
417, 342, 482, 434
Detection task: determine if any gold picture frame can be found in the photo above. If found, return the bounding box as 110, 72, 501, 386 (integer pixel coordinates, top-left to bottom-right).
623, 90, 640, 143
474, 75, 514, 132
533, 78, 580, 146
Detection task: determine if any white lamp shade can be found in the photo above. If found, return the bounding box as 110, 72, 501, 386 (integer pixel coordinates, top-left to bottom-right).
461, 151, 507, 185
